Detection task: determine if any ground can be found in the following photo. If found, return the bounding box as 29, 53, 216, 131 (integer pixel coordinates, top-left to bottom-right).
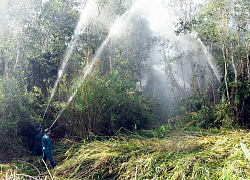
1, 128, 250, 179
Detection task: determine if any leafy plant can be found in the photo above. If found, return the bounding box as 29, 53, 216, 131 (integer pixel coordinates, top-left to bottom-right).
60, 71, 154, 136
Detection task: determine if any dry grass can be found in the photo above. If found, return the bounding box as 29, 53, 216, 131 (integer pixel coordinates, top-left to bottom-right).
52, 129, 250, 179
2, 129, 250, 179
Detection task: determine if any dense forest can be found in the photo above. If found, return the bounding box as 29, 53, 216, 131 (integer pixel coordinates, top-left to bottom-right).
0, 0, 250, 179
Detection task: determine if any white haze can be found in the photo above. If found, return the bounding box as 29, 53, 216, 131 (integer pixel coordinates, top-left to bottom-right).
43, 0, 220, 121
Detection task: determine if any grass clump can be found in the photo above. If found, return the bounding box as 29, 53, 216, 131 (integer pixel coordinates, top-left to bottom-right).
51, 129, 250, 179
2, 129, 250, 179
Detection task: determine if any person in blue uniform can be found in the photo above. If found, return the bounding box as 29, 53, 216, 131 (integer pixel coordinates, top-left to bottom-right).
29, 125, 41, 151
32, 128, 43, 156
42, 128, 56, 168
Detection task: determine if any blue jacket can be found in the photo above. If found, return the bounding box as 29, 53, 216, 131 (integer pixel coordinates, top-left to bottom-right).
35, 133, 43, 146
42, 134, 54, 152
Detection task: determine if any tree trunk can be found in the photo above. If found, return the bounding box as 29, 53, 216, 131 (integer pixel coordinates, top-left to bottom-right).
190, 59, 195, 94
222, 47, 230, 101
109, 41, 112, 72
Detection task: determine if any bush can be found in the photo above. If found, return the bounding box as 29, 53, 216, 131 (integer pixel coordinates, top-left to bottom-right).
168, 95, 222, 129
0, 78, 44, 137
61, 71, 154, 136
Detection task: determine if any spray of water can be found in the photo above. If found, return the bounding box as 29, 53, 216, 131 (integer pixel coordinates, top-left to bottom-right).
49, 0, 156, 128
132, 0, 221, 108
197, 37, 221, 81
49, 0, 221, 127
43, 0, 99, 118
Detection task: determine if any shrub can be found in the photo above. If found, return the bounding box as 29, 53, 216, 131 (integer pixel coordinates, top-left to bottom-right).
61, 71, 154, 136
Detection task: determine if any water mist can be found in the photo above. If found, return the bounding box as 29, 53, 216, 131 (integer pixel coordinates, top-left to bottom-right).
48, 0, 221, 126
43, 0, 99, 118
49, 0, 156, 127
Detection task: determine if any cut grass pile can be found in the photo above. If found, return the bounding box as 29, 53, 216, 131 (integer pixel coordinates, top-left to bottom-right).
2, 128, 250, 179
53, 129, 250, 179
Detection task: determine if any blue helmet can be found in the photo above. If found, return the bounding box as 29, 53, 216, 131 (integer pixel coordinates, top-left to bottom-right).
44, 128, 51, 133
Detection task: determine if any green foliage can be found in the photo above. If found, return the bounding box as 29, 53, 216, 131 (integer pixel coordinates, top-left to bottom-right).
23, 0, 80, 95
214, 103, 234, 127
168, 95, 222, 129
177, 0, 250, 126
62, 71, 154, 136
0, 77, 46, 138
0, 0, 157, 141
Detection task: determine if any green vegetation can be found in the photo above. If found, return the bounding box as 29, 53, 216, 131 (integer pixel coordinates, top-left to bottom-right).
0, 0, 250, 179
176, 0, 250, 126
0, 0, 249, 137
2, 129, 250, 179
61, 71, 154, 136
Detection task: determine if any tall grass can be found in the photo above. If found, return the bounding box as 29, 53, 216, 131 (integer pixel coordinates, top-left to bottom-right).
2, 129, 250, 179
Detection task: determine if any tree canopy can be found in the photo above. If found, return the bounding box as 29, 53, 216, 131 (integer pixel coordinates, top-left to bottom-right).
0, 0, 250, 141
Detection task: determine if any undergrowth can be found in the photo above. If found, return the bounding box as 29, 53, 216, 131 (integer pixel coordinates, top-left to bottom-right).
2, 129, 250, 179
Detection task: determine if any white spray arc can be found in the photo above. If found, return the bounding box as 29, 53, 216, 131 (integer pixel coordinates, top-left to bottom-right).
144, 0, 220, 103
48, 0, 221, 126
49, 0, 156, 128
43, 0, 99, 118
